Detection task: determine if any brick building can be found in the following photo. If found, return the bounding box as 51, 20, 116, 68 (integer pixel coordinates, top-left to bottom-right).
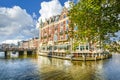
39, 8, 71, 56
21, 41, 29, 49
18, 37, 39, 49
29, 37, 39, 49
38, 7, 111, 60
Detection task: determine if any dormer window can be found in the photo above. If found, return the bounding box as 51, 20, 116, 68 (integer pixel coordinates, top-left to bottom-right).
63, 14, 66, 18
55, 15, 59, 22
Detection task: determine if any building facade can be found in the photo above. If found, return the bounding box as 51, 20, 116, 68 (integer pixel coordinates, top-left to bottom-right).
18, 37, 39, 49
21, 41, 29, 49
29, 37, 39, 49
1, 43, 10, 49
39, 8, 107, 59
39, 8, 71, 56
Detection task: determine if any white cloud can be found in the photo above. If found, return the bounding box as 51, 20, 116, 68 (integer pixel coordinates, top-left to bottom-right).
64, 0, 71, 9
32, 12, 37, 19
38, 0, 63, 22
37, 0, 71, 36
2, 40, 21, 45
0, 6, 37, 43
36, 22, 40, 29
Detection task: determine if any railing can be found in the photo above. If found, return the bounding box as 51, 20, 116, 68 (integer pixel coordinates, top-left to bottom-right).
3, 48, 37, 51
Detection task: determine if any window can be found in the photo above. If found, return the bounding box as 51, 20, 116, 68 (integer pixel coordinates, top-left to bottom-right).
80, 46, 84, 51
47, 46, 49, 50
54, 34, 58, 41
66, 26, 68, 31
86, 46, 89, 50
60, 26, 63, 32
55, 25, 58, 30
43, 47, 45, 50
76, 47, 79, 50
66, 34, 68, 40
66, 20, 69, 24
61, 22, 63, 26
60, 36, 63, 40
54, 46, 57, 50
64, 14, 66, 18
49, 46, 52, 50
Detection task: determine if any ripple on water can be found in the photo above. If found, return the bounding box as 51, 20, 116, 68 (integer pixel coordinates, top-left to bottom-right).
0, 53, 120, 80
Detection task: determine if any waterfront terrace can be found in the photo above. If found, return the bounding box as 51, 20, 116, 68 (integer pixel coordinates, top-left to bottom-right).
38, 7, 112, 61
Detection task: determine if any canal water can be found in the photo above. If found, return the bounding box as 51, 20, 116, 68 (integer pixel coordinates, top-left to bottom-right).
0, 52, 120, 80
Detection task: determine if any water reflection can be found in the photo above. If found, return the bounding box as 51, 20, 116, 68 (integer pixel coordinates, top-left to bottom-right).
0, 52, 120, 80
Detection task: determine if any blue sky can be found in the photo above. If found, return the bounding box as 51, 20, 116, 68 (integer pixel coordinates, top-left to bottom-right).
0, 0, 68, 19
0, 0, 74, 44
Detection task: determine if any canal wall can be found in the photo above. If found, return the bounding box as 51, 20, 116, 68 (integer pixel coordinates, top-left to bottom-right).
39, 52, 112, 61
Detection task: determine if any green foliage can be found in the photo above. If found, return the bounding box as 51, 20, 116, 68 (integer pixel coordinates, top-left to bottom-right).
68, 0, 120, 52
72, 41, 79, 51
108, 41, 120, 53
66, 50, 70, 54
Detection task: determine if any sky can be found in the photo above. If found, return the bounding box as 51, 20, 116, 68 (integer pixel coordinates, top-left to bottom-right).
0, 0, 119, 45
0, 0, 75, 44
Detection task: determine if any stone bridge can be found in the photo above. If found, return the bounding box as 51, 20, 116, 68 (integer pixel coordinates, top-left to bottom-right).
1, 48, 38, 58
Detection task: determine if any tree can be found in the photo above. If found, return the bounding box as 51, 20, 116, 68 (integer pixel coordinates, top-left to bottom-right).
68, 0, 120, 51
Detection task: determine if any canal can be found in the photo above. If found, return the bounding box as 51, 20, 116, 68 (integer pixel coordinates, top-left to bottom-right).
0, 52, 120, 80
